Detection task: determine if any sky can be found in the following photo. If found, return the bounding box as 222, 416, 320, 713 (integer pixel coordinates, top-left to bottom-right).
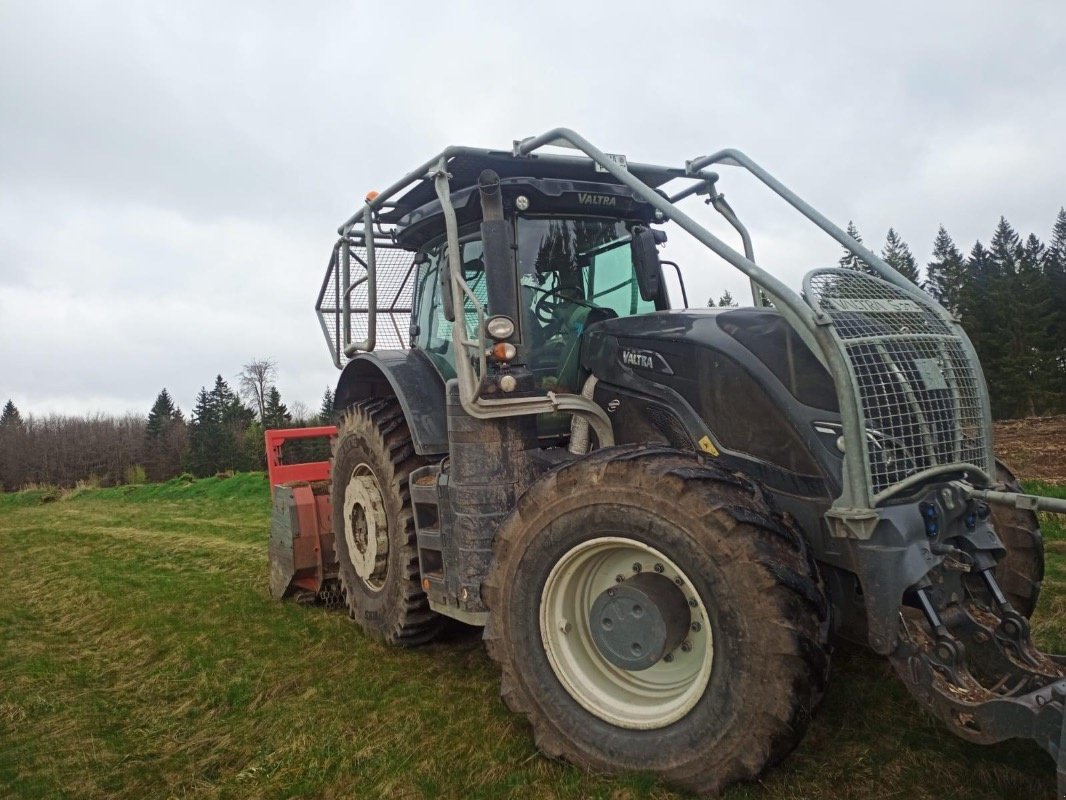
2, 1, 1065, 418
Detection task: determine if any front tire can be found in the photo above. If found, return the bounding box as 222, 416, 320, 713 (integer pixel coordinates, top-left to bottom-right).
331, 398, 440, 645
484, 447, 830, 795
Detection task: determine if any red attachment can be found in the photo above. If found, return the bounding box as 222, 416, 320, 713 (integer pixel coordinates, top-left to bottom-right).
264, 426, 338, 491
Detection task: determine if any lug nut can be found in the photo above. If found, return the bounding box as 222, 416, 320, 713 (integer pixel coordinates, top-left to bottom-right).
663, 653, 674, 663
607, 588, 615, 597
691, 622, 701, 633
654, 563, 664, 573
632, 563, 642, 573
674, 577, 683, 586
681, 641, 692, 652
688, 598, 698, 608
615, 574, 625, 583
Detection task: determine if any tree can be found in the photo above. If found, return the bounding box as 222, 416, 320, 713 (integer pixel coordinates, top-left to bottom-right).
144, 389, 187, 482
237, 358, 277, 423
1046, 208, 1066, 404
185, 386, 219, 477
838, 221, 874, 274
881, 228, 920, 283
716, 291, 738, 307
145, 389, 180, 438
319, 387, 335, 424
186, 376, 255, 476
925, 226, 967, 314
0, 400, 22, 427
0, 400, 25, 491
262, 387, 292, 430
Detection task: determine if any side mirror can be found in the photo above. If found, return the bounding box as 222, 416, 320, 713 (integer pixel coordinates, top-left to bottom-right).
631, 226, 663, 302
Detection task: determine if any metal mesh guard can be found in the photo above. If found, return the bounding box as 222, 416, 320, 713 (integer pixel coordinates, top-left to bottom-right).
316, 244, 416, 367
804, 268, 991, 496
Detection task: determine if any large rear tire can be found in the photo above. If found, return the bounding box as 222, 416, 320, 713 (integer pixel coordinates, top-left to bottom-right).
992, 459, 1044, 618
484, 447, 830, 795
331, 398, 440, 646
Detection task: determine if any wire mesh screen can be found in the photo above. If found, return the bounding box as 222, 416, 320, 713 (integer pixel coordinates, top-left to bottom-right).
804, 268, 992, 496
315, 243, 416, 367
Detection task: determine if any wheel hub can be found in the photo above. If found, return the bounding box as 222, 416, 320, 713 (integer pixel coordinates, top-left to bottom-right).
589, 572, 691, 671
342, 463, 388, 591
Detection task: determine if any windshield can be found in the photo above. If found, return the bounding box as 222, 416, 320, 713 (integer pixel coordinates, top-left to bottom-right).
515, 217, 659, 391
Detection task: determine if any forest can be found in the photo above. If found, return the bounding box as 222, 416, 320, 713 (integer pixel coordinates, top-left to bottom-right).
2, 209, 1064, 491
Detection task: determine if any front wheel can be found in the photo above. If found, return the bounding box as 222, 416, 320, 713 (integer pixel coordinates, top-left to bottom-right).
331, 398, 440, 646
484, 447, 830, 795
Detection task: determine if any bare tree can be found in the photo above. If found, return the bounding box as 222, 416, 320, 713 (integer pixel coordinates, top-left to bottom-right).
237, 358, 277, 423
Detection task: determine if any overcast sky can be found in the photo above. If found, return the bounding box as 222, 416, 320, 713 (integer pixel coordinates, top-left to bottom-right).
2, 1, 1064, 418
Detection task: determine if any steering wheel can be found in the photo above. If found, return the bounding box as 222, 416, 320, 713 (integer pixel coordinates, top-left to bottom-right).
531, 285, 597, 326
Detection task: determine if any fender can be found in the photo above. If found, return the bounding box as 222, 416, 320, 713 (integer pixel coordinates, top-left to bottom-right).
333, 350, 448, 455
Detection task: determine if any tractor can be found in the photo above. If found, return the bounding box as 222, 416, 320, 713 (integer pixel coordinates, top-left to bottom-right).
266, 128, 1066, 795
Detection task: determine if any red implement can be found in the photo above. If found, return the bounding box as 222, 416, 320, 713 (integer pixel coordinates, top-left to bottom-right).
265, 427, 342, 607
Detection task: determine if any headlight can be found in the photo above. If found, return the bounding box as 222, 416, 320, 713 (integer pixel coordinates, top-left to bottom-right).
486, 315, 515, 340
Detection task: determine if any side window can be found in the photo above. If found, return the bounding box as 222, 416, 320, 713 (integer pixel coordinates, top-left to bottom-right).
586, 244, 655, 317
412, 238, 486, 380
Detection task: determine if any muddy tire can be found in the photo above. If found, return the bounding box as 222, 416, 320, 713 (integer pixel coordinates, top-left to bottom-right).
991, 459, 1044, 618
483, 446, 830, 796
332, 398, 440, 645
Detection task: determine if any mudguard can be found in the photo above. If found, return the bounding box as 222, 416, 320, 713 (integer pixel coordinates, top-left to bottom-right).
334, 350, 449, 456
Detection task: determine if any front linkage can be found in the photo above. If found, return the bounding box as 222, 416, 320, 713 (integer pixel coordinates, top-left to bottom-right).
834, 480, 1066, 794
892, 577, 1066, 792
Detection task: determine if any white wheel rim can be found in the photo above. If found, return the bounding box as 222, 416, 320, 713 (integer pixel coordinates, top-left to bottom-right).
342, 463, 388, 591
540, 536, 714, 729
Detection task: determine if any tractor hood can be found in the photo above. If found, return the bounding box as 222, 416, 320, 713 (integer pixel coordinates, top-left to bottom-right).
580, 307, 846, 507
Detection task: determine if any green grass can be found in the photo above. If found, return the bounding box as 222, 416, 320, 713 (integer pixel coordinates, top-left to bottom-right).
0, 475, 1063, 799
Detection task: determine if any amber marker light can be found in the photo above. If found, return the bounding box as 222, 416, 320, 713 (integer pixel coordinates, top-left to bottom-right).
366, 190, 380, 202
492, 342, 517, 362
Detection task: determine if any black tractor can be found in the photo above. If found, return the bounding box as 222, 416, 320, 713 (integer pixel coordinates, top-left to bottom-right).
306, 128, 1066, 795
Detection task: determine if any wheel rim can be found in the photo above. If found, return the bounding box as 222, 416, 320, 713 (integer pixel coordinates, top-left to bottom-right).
342, 463, 388, 592
540, 536, 714, 729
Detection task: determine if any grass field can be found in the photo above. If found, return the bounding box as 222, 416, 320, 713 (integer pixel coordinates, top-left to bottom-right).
1, 474, 1065, 800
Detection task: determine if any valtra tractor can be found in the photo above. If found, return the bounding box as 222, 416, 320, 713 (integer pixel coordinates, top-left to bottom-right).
266, 128, 1066, 795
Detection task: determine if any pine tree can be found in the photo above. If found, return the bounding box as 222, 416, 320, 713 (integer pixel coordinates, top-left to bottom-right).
319, 387, 335, 424
211, 375, 255, 472
1045, 208, 1066, 406
716, 290, 737, 307
0, 400, 26, 490
838, 221, 874, 274
881, 228, 920, 283
988, 217, 1022, 277
185, 386, 220, 477
925, 226, 967, 314
145, 389, 178, 440
144, 389, 186, 481
0, 400, 22, 427
262, 387, 292, 430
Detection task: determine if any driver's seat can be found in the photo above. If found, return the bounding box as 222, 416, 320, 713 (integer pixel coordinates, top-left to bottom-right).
555, 306, 617, 393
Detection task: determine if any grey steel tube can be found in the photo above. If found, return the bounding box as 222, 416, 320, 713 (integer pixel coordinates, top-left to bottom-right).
968, 488, 1066, 515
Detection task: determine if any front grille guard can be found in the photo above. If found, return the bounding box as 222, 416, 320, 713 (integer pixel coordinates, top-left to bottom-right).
803, 268, 995, 502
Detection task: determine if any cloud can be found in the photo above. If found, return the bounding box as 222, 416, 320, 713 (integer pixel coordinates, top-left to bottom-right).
2, 0, 1064, 414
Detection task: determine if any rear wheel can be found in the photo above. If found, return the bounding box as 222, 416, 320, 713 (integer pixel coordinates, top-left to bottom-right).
991, 459, 1044, 617
331, 398, 440, 645
484, 447, 830, 795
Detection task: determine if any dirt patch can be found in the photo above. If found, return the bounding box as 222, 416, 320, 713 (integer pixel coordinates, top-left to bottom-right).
994, 415, 1066, 483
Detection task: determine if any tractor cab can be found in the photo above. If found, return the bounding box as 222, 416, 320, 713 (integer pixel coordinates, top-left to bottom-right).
411, 214, 667, 397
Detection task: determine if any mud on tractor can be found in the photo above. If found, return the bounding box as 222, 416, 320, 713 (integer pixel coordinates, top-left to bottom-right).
266, 128, 1066, 795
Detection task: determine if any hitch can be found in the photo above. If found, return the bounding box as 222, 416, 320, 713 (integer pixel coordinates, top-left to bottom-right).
890, 569, 1066, 796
